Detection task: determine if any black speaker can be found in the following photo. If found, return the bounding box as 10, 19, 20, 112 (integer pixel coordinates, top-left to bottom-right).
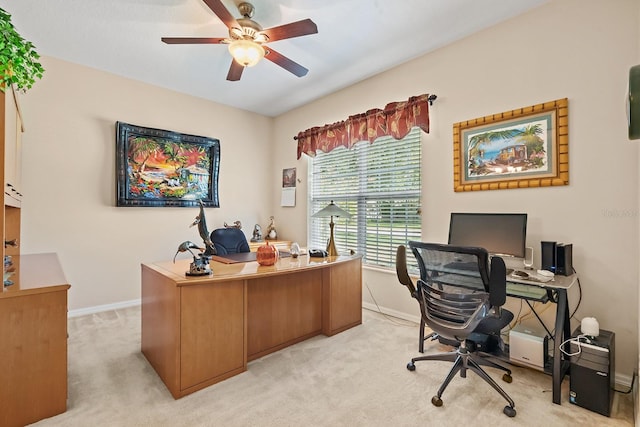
556, 243, 573, 276
541, 241, 556, 273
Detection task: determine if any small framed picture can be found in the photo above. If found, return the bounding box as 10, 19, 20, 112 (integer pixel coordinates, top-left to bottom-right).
282, 167, 296, 188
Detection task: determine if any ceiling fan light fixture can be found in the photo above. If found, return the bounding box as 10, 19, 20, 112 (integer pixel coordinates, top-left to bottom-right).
228, 39, 265, 67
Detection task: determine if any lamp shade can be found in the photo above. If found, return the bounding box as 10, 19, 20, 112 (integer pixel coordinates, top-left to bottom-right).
312, 201, 350, 257
312, 200, 351, 219
228, 39, 265, 67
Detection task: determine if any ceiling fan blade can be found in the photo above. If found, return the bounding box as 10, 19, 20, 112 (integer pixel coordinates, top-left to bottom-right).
226, 60, 244, 81
264, 48, 309, 77
203, 0, 240, 29
162, 37, 226, 44
261, 19, 318, 42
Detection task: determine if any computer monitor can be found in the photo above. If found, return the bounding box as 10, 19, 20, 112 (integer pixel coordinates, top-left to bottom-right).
448, 213, 528, 258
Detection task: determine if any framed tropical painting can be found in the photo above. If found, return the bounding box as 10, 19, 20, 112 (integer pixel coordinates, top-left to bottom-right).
453, 98, 568, 192
116, 121, 220, 207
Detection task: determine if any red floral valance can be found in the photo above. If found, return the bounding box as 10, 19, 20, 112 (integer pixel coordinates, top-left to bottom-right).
296, 94, 431, 159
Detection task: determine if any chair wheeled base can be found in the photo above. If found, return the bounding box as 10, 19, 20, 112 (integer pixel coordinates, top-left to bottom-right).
406, 341, 516, 417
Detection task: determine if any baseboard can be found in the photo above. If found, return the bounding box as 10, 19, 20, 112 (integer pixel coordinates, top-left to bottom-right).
617, 372, 635, 389
362, 301, 420, 324
68, 298, 141, 318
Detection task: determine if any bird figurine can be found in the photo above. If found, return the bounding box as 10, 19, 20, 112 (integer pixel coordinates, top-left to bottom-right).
190, 199, 216, 256
173, 241, 202, 263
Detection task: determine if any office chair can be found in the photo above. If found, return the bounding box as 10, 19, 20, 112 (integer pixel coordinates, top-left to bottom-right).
210, 228, 250, 255
397, 242, 516, 417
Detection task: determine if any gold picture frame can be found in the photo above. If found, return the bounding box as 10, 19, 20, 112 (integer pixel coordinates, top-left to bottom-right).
453, 98, 568, 192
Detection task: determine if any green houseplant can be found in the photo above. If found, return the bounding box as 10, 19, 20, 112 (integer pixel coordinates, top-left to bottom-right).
0, 7, 44, 92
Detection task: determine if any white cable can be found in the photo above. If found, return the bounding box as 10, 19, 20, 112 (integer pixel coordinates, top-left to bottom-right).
559, 333, 589, 357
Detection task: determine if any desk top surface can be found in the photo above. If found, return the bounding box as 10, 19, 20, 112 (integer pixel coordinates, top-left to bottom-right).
143, 253, 362, 285
507, 271, 577, 290
1, 253, 70, 298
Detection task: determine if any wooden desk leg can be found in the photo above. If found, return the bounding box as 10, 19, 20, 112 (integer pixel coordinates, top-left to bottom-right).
552, 288, 570, 404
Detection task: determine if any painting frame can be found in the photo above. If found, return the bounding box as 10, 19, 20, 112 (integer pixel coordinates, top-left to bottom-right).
453, 98, 568, 192
116, 121, 220, 207
282, 167, 296, 188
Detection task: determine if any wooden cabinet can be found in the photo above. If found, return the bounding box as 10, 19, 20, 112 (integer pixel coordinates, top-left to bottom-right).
1, 87, 23, 264
0, 89, 69, 426
248, 239, 291, 252
0, 253, 70, 427
3, 87, 23, 208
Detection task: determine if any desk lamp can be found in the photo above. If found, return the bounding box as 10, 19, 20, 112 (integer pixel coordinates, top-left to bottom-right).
312, 200, 351, 256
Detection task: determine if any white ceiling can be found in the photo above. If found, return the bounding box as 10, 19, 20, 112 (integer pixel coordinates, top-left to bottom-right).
1, 0, 548, 117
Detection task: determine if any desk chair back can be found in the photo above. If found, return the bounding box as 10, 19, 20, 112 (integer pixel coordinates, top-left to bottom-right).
410, 242, 500, 338
404, 241, 516, 417
210, 228, 250, 255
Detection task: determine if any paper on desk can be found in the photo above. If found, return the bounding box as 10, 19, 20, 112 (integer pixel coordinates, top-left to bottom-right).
509, 272, 553, 285
281, 187, 295, 207
531, 273, 554, 283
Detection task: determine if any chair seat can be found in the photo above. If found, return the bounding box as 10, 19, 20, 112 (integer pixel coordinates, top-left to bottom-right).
474, 309, 513, 335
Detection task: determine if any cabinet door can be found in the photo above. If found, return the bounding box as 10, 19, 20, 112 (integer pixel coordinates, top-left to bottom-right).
0, 290, 68, 427
180, 280, 245, 391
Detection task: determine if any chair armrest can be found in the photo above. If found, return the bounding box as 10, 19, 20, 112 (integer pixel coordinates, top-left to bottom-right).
396, 245, 416, 297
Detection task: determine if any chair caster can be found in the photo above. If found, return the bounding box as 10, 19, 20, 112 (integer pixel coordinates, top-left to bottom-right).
502, 373, 513, 383
431, 396, 443, 407
406, 362, 416, 371
503, 406, 516, 417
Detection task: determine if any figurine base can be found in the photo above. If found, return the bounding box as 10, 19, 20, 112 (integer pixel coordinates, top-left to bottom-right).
186, 255, 213, 276
185, 270, 212, 276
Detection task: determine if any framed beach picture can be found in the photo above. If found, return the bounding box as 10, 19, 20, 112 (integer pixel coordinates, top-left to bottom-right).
453, 98, 568, 192
116, 122, 220, 207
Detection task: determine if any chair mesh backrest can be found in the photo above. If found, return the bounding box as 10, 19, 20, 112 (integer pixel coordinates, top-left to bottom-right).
408, 242, 491, 339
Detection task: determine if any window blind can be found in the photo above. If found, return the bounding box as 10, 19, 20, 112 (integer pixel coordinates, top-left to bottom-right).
309, 128, 422, 269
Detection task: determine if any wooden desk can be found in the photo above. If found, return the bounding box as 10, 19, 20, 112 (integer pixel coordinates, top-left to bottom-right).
0, 253, 70, 427
141, 254, 362, 399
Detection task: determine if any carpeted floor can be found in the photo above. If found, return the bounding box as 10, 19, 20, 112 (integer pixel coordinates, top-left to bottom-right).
31, 306, 633, 426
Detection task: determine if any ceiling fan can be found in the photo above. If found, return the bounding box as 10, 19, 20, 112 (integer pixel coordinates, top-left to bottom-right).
162, 0, 318, 81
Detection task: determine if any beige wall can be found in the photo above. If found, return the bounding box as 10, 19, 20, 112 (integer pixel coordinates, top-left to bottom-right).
19, 56, 274, 311
274, 0, 640, 379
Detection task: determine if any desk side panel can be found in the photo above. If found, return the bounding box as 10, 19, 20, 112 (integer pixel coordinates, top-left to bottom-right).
323, 257, 362, 336
141, 265, 181, 398
247, 270, 322, 360
180, 280, 246, 392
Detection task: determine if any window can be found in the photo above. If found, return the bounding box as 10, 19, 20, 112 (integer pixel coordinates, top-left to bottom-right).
308, 128, 422, 269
